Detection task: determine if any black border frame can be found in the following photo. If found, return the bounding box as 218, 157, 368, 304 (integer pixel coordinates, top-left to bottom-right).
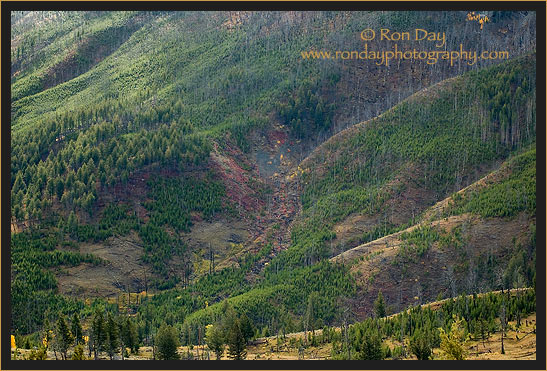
2, 1, 545, 370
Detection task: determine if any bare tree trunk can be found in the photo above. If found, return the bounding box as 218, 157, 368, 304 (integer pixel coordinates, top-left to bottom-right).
500, 299, 506, 354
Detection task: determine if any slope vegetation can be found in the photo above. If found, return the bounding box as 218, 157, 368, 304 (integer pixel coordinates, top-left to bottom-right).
284, 53, 535, 274
330, 146, 535, 318
9, 11, 537, 343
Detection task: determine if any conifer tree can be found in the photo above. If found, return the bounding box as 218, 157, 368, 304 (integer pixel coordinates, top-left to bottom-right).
42, 318, 53, 351
239, 313, 255, 342
105, 312, 120, 360
66, 211, 78, 237
305, 292, 318, 337
72, 344, 85, 360
358, 331, 384, 360
91, 308, 107, 360
227, 319, 247, 360
71, 313, 84, 345
409, 328, 432, 360
55, 315, 73, 360
219, 302, 237, 340
374, 291, 387, 318
156, 323, 180, 360
205, 324, 225, 360
121, 316, 139, 355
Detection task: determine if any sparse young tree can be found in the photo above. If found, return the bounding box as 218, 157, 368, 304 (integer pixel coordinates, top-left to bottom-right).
72, 344, 85, 360
374, 291, 386, 318
476, 318, 489, 349
438, 315, 469, 360
500, 302, 506, 355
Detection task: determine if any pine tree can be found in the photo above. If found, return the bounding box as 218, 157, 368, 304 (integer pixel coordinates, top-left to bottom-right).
91, 308, 107, 360
71, 313, 84, 345
121, 316, 139, 355
227, 319, 247, 360
66, 211, 78, 237
358, 332, 384, 360
42, 318, 53, 350
205, 324, 225, 360
118, 318, 127, 361
239, 313, 255, 342
156, 323, 180, 360
219, 302, 237, 340
409, 329, 432, 360
477, 318, 488, 349
374, 291, 386, 318
105, 312, 120, 360
305, 292, 318, 337
55, 315, 74, 360
27, 346, 48, 360
72, 344, 85, 360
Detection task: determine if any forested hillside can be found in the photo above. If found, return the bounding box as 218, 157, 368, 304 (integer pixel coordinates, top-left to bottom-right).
297, 52, 535, 264
9, 10, 536, 361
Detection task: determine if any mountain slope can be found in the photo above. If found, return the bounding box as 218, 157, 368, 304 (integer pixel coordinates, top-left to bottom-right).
329, 146, 535, 318
9, 11, 536, 344
282, 53, 535, 271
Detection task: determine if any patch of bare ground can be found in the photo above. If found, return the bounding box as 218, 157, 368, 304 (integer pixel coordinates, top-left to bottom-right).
236, 122, 305, 262
331, 213, 380, 253
221, 11, 252, 30
210, 141, 263, 214
331, 214, 470, 264
183, 218, 250, 271
56, 231, 151, 299
55, 213, 256, 299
